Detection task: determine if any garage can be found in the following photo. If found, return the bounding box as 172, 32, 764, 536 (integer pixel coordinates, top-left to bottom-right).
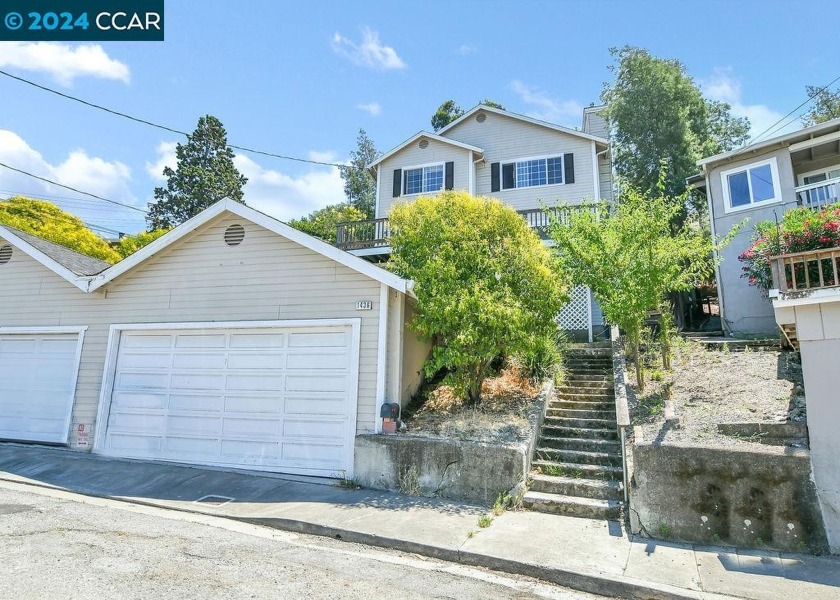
95, 321, 360, 476
0, 328, 86, 444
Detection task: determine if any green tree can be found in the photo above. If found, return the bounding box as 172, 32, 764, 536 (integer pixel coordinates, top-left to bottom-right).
0, 196, 121, 263
147, 115, 247, 229
482, 99, 505, 110
602, 47, 750, 223
389, 191, 567, 404
431, 100, 465, 131
548, 175, 735, 388
288, 203, 367, 243
802, 85, 840, 126
339, 129, 378, 218
114, 228, 170, 259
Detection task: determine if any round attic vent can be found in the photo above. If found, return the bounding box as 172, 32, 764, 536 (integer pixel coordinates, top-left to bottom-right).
0, 245, 11, 265
418, 139, 429, 149
476, 112, 487, 123
224, 224, 245, 246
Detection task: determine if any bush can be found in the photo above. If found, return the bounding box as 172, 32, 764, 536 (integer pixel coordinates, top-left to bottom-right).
513, 331, 564, 383
388, 191, 568, 405
739, 203, 840, 290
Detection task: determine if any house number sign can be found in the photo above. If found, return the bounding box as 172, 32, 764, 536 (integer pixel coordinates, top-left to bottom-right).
356, 300, 373, 311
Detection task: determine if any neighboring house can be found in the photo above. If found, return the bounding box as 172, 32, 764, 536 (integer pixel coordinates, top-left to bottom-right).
695, 117, 840, 335
0, 199, 429, 478
336, 103, 614, 341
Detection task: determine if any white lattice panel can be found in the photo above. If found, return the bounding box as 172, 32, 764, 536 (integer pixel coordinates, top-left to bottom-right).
558, 285, 591, 331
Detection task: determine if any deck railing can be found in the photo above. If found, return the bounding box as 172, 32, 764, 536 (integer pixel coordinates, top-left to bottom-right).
770, 246, 840, 293
336, 205, 601, 250
795, 178, 840, 209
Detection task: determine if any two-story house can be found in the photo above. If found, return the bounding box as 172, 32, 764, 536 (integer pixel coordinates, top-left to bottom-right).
336, 103, 613, 341
695, 117, 840, 336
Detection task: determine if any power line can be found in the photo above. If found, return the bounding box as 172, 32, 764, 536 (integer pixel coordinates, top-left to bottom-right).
0, 161, 147, 214
0, 69, 350, 169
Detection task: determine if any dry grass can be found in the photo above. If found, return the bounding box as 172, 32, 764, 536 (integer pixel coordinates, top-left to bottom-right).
403, 365, 540, 444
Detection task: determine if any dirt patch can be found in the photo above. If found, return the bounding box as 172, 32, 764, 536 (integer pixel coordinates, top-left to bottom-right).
402, 366, 540, 444
631, 341, 805, 448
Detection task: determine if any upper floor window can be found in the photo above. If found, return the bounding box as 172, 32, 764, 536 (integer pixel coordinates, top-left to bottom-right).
491, 153, 575, 193
721, 158, 781, 212
404, 164, 444, 195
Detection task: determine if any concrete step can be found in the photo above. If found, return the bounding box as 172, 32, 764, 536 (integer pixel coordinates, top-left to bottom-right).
556, 380, 613, 390
532, 460, 623, 481
540, 425, 618, 440
550, 399, 614, 411
544, 409, 616, 420
529, 473, 623, 501
535, 447, 623, 467
522, 491, 622, 520
565, 359, 612, 367
538, 436, 622, 453
565, 372, 611, 381
555, 390, 616, 400
543, 416, 616, 429
563, 368, 612, 377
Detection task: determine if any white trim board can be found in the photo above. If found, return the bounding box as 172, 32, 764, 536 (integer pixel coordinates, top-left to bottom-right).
0, 226, 93, 291
369, 131, 483, 170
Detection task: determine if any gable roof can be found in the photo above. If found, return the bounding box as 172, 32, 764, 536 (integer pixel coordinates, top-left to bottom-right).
368, 131, 484, 170
697, 116, 840, 168
437, 104, 609, 146
87, 199, 415, 296
0, 225, 110, 290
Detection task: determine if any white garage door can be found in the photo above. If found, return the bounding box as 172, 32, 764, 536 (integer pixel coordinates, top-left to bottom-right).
98, 323, 359, 476
0, 331, 82, 444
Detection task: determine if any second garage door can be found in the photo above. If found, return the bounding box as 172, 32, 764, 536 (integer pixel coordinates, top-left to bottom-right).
98, 323, 359, 476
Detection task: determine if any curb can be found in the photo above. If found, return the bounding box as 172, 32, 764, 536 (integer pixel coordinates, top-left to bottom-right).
0, 474, 736, 600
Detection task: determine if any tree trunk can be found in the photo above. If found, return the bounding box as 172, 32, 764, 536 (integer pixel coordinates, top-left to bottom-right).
628, 328, 644, 392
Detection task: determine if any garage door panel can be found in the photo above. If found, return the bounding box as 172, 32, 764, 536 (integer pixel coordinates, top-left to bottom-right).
227, 353, 284, 370
172, 353, 226, 370
284, 396, 345, 416
286, 374, 347, 393
171, 373, 224, 391
169, 394, 223, 412
230, 333, 285, 348
288, 331, 347, 348
174, 334, 226, 348
0, 332, 80, 444
102, 325, 356, 476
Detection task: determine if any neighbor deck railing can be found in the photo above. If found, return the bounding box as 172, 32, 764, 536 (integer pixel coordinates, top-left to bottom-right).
795, 178, 840, 209
336, 205, 602, 251
770, 246, 840, 292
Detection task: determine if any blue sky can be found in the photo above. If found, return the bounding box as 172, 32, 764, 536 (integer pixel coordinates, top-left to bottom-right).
0, 0, 836, 234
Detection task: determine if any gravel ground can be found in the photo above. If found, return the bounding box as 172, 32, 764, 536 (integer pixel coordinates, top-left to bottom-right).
402, 367, 540, 444
631, 342, 805, 448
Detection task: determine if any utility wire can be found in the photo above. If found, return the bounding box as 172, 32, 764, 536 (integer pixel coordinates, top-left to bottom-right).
0, 161, 147, 213
0, 69, 350, 169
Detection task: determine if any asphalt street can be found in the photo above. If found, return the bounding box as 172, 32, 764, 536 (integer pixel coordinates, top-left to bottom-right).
0, 481, 603, 600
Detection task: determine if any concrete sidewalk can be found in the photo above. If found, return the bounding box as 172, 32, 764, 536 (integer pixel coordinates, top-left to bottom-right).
1, 444, 838, 600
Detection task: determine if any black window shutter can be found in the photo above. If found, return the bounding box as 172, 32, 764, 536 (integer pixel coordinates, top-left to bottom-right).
502, 164, 515, 190
444, 162, 454, 190
392, 169, 402, 197
564, 153, 575, 184
490, 162, 500, 192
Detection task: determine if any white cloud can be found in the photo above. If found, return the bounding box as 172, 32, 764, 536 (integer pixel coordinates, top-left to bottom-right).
233, 154, 345, 221
509, 80, 583, 126
145, 141, 177, 182
331, 28, 406, 71
357, 102, 382, 116
700, 69, 793, 139
0, 129, 144, 231
457, 44, 477, 55
0, 42, 130, 86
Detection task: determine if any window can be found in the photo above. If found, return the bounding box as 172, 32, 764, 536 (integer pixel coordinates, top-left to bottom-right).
404, 164, 444, 195
721, 158, 780, 212
503, 156, 564, 190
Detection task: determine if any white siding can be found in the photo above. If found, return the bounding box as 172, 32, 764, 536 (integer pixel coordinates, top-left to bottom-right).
0, 213, 385, 448
443, 111, 597, 210
377, 139, 470, 218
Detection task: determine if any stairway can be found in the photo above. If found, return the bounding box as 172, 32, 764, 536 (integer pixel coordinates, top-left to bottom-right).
523, 346, 624, 520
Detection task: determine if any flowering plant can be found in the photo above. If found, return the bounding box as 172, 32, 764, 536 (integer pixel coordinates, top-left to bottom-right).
739, 204, 840, 291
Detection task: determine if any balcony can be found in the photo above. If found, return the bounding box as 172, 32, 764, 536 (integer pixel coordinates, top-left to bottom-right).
335, 206, 595, 252
770, 246, 840, 293
795, 178, 840, 209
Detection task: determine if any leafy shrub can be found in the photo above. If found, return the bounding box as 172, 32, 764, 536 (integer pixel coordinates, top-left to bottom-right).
739, 204, 840, 290
513, 332, 562, 383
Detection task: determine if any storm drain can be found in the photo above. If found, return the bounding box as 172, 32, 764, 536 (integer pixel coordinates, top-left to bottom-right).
193, 495, 235, 507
